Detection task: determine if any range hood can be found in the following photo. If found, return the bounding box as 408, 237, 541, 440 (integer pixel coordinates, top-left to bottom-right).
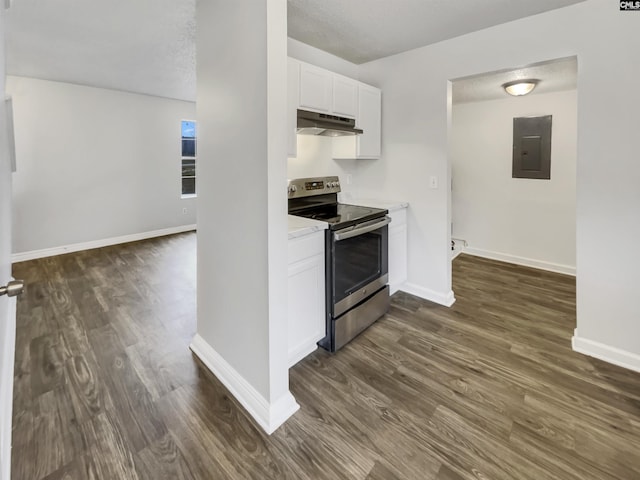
296, 109, 363, 137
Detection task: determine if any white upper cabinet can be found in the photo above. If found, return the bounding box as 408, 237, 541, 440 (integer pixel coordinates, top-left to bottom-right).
299, 63, 332, 113
287, 58, 300, 158
332, 75, 358, 118
298, 62, 358, 119
332, 82, 382, 159
356, 83, 382, 158
290, 59, 382, 160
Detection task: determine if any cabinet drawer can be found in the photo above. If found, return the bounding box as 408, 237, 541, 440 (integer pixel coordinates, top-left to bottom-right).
288, 231, 325, 265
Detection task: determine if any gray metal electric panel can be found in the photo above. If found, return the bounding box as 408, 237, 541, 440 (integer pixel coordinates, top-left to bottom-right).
512, 115, 552, 179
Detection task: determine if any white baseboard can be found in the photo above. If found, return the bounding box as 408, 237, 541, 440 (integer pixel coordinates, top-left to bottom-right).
389, 281, 406, 296
288, 342, 319, 369
11, 224, 197, 263
400, 283, 456, 307
190, 334, 300, 435
572, 332, 640, 373
463, 247, 576, 276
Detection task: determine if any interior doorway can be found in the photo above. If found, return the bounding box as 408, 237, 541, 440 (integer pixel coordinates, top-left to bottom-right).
448, 56, 578, 277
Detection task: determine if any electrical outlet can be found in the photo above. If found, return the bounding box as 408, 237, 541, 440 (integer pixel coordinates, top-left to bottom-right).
346, 174, 353, 185
182, 207, 188, 215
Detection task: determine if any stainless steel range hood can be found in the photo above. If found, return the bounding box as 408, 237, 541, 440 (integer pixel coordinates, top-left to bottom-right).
296, 109, 363, 137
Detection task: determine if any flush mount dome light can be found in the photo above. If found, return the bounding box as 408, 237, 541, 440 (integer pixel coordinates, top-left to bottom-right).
502, 79, 539, 96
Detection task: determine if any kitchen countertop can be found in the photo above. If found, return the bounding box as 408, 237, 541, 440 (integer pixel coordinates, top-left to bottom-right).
288, 215, 327, 239
341, 197, 409, 212
288, 198, 407, 239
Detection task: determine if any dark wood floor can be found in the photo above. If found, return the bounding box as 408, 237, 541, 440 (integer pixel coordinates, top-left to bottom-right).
10, 233, 640, 479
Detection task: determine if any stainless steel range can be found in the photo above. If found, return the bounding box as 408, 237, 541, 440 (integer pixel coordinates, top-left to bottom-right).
288, 176, 391, 352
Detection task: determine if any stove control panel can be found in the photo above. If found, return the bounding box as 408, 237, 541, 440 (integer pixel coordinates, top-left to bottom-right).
287, 176, 341, 198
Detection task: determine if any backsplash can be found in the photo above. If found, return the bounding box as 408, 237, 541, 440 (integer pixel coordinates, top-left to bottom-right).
287, 135, 359, 197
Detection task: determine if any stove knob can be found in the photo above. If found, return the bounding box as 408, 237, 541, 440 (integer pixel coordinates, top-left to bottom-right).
335, 181, 340, 188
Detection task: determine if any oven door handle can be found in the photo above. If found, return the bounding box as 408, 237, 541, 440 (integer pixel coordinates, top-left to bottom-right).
334, 216, 391, 241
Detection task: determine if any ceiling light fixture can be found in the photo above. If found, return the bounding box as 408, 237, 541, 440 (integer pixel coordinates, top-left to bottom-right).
502, 79, 539, 96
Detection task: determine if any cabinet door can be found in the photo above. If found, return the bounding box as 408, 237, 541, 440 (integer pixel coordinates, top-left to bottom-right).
288, 253, 325, 367
357, 84, 382, 158
388, 209, 407, 294
287, 58, 300, 158
299, 63, 332, 113
332, 75, 358, 118
389, 224, 408, 294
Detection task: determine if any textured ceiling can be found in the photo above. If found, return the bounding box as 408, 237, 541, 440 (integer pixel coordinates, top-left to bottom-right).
452, 57, 578, 104
6, 0, 196, 101
5, 0, 584, 101
287, 0, 587, 64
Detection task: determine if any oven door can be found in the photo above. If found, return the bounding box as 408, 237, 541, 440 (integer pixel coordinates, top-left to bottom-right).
330, 216, 390, 317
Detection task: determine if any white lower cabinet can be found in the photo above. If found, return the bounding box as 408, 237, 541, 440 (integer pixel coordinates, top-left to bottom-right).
388, 208, 408, 294
288, 231, 326, 367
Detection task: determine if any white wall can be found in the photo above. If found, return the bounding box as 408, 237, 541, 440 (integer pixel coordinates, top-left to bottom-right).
287, 135, 359, 195
452, 90, 577, 274
0, 8, 16, 480
195, 0, 296, 433
358, 0, 640, 369
7, 76, 196, 255
288, 37, 359, 79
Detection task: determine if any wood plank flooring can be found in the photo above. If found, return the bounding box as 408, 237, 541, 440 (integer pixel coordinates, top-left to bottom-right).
11, 234, 640, 479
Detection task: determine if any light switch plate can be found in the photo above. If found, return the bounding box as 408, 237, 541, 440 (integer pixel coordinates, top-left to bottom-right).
429, 176, 438, 189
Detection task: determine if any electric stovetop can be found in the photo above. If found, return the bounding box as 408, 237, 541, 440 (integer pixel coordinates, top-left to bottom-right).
293, 203, 388, 230
287, 176, 388, 230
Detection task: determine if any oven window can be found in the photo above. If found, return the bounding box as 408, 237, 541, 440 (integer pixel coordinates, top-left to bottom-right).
333, 227, 388, 304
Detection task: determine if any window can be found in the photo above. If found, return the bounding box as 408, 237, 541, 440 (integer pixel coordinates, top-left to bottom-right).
181, 120, 197, 196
